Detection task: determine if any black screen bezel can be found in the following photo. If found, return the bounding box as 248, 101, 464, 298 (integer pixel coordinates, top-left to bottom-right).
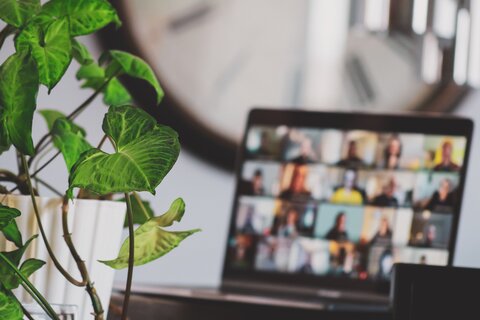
222, 108, 474, 294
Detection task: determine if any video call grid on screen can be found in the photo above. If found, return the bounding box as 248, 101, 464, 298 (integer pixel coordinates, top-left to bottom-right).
224, 110, 473, 289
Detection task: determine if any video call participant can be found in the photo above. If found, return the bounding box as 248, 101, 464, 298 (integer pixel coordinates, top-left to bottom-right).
337, 140, 365, 168
326, 212, 349, 241
298, 252, 314, 274
422, 224, 437, 248
239, 169, 265, 196
273, 207, 300, 237
240, 206, 256, 234
425, 178, 455, 211
331, 169, 365, 205
255, 131, 273, 157
370, 216, 393, 246
383, 134, 402, 169
291, 137, 317, 164
280, 164, 312, 200
434, 141, 461, 172
372, 177, 399, 207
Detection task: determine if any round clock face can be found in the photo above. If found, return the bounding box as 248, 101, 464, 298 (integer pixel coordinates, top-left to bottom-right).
111, 0, 466, 169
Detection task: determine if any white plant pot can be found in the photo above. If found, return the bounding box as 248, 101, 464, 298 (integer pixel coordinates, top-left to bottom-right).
0, 195, 126, 320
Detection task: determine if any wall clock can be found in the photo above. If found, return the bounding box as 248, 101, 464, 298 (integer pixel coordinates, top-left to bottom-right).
99, 0, 476, 171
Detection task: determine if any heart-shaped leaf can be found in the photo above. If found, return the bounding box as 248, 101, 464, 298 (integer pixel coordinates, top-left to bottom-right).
16, 18, 72, 91
40, 0, 121, 36
103, 50, 164, 104
52, 118, 92, 171
72, 39, 93, 65
38, 109, 86, 136
100, 198, 199, 269
0, 52, 39, 155
1, 221, 22, 248
0, 205, 20, 230
0, 235, 38, 290
67, 105, 180, 198
121, 194, 154, 228
0, 0, 40, 27
0, 290, 22, 320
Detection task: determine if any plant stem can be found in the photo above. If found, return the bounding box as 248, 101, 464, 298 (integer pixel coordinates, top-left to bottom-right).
34, 177, 63, 197
0, 252, 60, 320
133, 192, 150, 220
121, 193, 135, 320
97, 134, 108, 149
20, 154, 86, 287
61, 198, 105, 320
9, 151, 61, 194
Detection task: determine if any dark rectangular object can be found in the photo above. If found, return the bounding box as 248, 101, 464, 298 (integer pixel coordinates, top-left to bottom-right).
391, 263, 480, 320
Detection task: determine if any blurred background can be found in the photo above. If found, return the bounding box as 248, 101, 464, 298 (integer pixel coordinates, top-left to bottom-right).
1, 0, 480, 288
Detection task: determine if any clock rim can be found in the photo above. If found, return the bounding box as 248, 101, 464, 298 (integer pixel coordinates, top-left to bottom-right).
97, 0, 470, 172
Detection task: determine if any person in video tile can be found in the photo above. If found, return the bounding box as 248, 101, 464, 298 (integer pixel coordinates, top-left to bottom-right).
434, 141, 460, 172
425, 178, 455, 211
337, 141, 365, 168
280, 164, 312, 200
326, 212, 349, 242
291, 137, 317, 164
275, 207, 300, 237
241, 169, 265, 196
231, 235, 255, 269
377, 247, 393, 280
383, 134, 402, 169
297, 252, 314, 274
331, 169, 365, 205
423, 224, 437, 248
257, 131, 273, 157
370, 216, 393, 246
372, 177, 399, 207
239, 205, 256, 234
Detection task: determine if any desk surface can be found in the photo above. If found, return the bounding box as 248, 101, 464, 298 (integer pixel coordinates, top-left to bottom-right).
108, 291, 392, 320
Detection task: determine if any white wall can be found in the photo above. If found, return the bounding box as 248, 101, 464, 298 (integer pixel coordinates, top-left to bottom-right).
1, 35, 480, 291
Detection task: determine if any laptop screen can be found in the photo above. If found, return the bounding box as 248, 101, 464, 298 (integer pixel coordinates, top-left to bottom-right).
223, 109, 473, 292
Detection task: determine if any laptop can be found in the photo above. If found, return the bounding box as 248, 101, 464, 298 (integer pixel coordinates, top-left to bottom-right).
128, 108, 474, 313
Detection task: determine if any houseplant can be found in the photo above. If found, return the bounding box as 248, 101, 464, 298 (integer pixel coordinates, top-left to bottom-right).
0, 0, 199, 319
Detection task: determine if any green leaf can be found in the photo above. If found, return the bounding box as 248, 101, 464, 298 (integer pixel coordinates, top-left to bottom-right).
0, 205, 20, 230
103, 78, 132, 106
100, 198, 199, 269
77, 62, 131, 106
19, 258, 45, 279
52, 118, 93, 171
39, 109, 86, 136
0, 206, 22, 247
2, 221, 23, 248
154, 198, 186, 227
0, 290, 22, 320
76, 62, 105, 80
40, 0, 121, 36
72, 39, 93, 65
0, 52, 39, 155
103, 50, 164, 104
121, 194, 154, 228
16, 18, 72, 91
67, 105, 180, 198
0, 0, 40, 28
0, 235, 38, 290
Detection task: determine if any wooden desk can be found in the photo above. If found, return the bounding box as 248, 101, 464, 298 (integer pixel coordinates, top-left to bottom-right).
108, 291, 392, 320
